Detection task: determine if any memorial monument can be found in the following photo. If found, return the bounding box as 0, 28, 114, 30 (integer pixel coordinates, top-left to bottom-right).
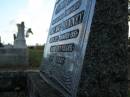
40, 0, 96, 97
0, 21, 28, 67
14, 22, 27, 48
0, 0, 127, 96
37, 0, 128, 97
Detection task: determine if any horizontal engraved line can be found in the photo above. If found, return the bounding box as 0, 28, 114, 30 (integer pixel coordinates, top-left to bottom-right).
50, 10, 84, 35
49, 55, 66, 65
50, 43, 75, 52
55, 0, 74, 15
49, 29, 79, 43
52, 0, 82, 25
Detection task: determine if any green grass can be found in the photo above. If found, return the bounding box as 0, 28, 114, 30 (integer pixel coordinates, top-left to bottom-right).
28, 46, 44, 68
129, 90, 130, 97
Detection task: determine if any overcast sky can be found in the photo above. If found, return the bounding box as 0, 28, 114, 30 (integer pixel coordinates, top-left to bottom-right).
0, 0, 56, 46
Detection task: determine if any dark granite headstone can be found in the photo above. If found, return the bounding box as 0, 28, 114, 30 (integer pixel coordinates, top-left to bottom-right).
39, 0, 127, 97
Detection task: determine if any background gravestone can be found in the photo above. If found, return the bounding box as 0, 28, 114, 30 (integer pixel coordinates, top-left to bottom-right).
14, 22, 27, 48
0, 22, 28, 67
28, 0, 128, 97
0, 48, 28, 67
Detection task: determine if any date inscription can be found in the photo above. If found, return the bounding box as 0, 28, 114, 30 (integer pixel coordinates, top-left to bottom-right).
49, 29, 79, 43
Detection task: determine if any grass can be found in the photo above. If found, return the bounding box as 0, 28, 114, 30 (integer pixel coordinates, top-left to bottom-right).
129, 90, 130, 97
28, 46, 44, 68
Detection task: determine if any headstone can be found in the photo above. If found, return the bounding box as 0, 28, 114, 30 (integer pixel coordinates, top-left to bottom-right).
38, 0, 127, 97
14, 22, 27, 48
0, 22, 28, 68
0, 48, 28, 67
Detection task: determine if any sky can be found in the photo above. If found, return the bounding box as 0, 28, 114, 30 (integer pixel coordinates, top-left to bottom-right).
0, 0, 129, 46
0, 0, 56, 46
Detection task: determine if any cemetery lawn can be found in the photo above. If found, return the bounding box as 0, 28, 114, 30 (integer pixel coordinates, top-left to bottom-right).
128, 90, 130, 97
28, 46, 44, 68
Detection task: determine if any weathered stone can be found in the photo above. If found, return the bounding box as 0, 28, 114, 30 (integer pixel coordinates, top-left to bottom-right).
77, 0, 128, 97
14, 22, 27, 48
40, 0, 96, 96
0, 48, 28, 66
28, 0, 128, 97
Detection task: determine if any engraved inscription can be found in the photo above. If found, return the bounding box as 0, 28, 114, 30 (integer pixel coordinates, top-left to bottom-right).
55, 0, 74, 15
50, 43, 75, 52
65, 0, 81, 16
52, 0, 81, 25
55, 0, 66, 15
49, 55, 66, 65
55, 56, 65, 65
52, 13, 65, 25
49, 29, 79, 43
63, 11, 84, 30
50, 24, 62, 35
50, 11, 84, 35
41, 0, 96, 96
59, 29, 79, 41
49, 36, 59, 43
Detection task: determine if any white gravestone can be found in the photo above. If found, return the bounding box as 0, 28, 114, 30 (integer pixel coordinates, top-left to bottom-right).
14, 22, 27, 48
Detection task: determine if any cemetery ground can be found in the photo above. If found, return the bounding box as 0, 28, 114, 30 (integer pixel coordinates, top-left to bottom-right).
128, 90, 130, 97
